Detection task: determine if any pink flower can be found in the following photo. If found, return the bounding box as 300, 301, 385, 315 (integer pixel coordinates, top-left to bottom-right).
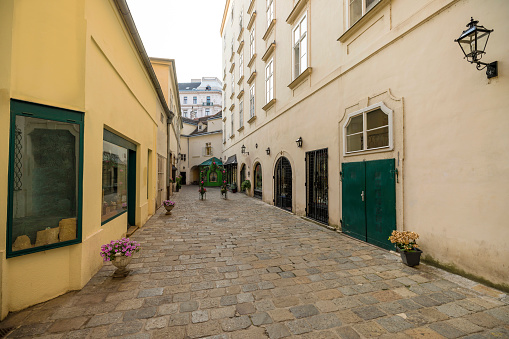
201, 181, 204, 184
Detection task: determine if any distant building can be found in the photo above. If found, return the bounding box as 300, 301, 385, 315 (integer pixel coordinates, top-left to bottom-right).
179, 77, 222, 119
178, 113, 223, 186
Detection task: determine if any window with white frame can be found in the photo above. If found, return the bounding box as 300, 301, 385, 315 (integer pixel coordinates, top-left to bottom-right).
193, 96, 197, 104
184, 96, 188, 104
239, 99, 244, 128
231, 73, 235, 94
265, 59, 274, 103
239, 8, 243, 30
344, 103, 392, 154
231, 0, 235, 26
250, 85, 255, 118
267, 0, 274, 27
250, 27, 255, 59
349, 0, 379, 27
231, 114, 234, 136
205, 109, 210, 116
293, 13, 308, 79
239, 54, 244, 79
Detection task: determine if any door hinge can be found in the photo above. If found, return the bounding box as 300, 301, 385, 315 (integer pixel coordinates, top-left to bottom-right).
391, 168, 399, 183
339, 171, 343, 181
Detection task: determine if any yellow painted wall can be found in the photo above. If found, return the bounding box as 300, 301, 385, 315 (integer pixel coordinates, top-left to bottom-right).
0, 0, 163, 317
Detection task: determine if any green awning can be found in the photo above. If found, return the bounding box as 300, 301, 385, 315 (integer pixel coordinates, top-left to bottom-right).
198, 157, 223, 166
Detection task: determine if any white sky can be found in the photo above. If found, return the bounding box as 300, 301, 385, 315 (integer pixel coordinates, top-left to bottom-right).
126, 0, 224, 84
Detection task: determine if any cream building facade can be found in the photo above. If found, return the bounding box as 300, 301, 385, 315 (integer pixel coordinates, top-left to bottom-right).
179, 77, 223, 119
0, 0, 180, 318
179, 114, 224, 185
221, 0, 509, 289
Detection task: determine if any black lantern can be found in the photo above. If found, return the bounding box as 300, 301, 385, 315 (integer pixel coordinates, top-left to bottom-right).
266, 147, 270, 155
296, 137, 303, 148
455, 17, 497, 78
241, 144, 249, 155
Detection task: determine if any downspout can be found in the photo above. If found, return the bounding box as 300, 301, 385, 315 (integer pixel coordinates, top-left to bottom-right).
167, 120, 171, 199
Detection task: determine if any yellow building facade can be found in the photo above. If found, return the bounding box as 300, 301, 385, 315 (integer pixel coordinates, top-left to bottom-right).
221, 0, 509, 289
0, 0, 174, 317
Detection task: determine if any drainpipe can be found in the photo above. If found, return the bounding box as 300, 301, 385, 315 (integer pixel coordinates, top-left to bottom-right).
167, 121, 171, 200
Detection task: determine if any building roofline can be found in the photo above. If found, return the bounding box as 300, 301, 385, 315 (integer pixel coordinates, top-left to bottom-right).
182, 130, 222, 138
150, 57, 182, 119
113, 0, 174, 121
220, 0, 231, 37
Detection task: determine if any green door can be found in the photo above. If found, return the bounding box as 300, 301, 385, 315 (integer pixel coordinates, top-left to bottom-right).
342, 159, 396, 250
341, 162, 366, 242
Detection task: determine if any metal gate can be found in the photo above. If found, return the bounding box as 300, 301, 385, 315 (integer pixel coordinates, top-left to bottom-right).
274, 157, 292, 211
341, 158, 396, 250
306, 148, 328, 224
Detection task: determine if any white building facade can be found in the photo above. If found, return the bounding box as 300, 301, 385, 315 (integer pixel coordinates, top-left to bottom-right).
179, 77, 223, 119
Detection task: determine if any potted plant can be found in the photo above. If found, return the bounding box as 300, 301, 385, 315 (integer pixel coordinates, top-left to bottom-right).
221, 180, 228, 199
175, 175, 182, 192
388, 230, 422, 266
163, 200, 175, 215
241, 180, 251, 193
100, 237, 141, 278
231, 183, 237, 193
198, 186, 206, 200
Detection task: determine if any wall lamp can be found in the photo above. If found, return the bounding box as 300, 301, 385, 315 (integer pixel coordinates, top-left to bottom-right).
296, 137, 303, 148
455, 17, 497, 78
241, 144, 249, 155
266, 147, 271, 155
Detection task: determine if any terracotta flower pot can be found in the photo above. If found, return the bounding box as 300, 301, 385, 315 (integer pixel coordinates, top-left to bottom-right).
164, 205, 174, 215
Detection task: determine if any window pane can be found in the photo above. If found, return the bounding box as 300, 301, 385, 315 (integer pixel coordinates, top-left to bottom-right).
366, 0, 379, 12
347, 133, 363, 152
346, 114, 363, 135
300, 35, 307, 70
366, 109, 388, 130
12, 115, 79, 252
102, 141, 128, 223
301, 15, 307, 34
367, 126, 389, 149
294, 45, 300, 76
350, 0, 362, 25
294, 26, 300, 43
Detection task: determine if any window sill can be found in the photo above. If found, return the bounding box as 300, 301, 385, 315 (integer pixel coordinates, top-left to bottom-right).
222, 115, 227, 122
229, 63, 235, 73
262, 41, 276, 62
337, 0, 388, 43
237, 40, 244, 54
237, 76, 244, 86
248, 53, 257, 68
230, 92, 235, 100
237, 27, 244, 42
229, 103, 235, 111
248, 115, 257, 123
262, 98, 276, 111
223, 83, 227, 90
248, 0, 256, 14
247, 71, 257, 85
263, 19, 276, 41
247, 11, 257, 30
286, 0, 309, 25
237, 126, 245, 132
237, 89, 245, 99
288, 67, 312, 90
230, 50, 235, 62
344, 146, 393, 157
230, 133, 236, 139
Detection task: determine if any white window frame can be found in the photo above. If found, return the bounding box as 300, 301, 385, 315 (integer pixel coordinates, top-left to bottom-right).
249, 85, 255, 118
266, 0, 274, 28
205, 109, 210, 116
184, 96, 187, 104
249, 27, 255, 59
265, 58, 274, 104
231, 113, 235, 137
231, 73, 235, 94
239, 99, 244, 128
292, 12, 308, 79
239, 54, 244, 79
348, 0, 380, 28
193, 96, 197, 104
343, 102, 393, 155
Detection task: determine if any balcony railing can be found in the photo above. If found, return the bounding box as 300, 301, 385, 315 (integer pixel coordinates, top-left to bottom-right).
202, 102, 213, 106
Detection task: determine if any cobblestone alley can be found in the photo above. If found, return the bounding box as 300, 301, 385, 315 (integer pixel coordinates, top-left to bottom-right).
1, 186, 508, 338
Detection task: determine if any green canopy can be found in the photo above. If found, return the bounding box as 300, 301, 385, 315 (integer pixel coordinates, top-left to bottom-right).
198, 157, 223, 166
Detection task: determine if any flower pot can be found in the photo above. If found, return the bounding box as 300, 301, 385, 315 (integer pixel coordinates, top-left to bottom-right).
399, 248, 422, 267
112, 253, 133, 278
164, 205, 174, 215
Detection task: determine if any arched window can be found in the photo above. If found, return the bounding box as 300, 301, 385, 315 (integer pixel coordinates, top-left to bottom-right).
254, 163, 262, 199
209, 171, 218, 182
344, 103, 393, 154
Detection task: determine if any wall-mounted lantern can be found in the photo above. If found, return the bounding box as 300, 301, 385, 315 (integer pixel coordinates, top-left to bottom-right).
296, 137, 303, 148
241, 144, 249, 155
455, 17, 497, 78
266, 147, 270, 155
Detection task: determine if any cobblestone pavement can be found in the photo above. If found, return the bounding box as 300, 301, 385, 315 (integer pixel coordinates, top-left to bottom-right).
2, 186, 509, 338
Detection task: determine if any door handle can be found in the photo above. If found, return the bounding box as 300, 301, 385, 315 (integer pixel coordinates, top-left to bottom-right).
361, 191, 365, 201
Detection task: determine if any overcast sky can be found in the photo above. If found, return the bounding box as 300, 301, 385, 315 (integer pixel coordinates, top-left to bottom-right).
126, 0, 224, 84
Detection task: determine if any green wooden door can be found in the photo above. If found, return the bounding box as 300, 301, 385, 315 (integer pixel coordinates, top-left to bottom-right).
365, 159, 396, 250
342, 159, 396, 250
341, 162, 366, 242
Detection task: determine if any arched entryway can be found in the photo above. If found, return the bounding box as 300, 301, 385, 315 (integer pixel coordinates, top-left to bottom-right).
254, 163, 262, 199
274, 157, 292, 211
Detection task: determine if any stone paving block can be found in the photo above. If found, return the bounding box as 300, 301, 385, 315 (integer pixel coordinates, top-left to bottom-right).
335, 326, 361, 339
187, 320, 222, 338
237, 293, 255, 303
269, 309, 295, 322
446, 318, 484, 334
108, 320, 144, 337
137, 287, 164, 298
116, 299, 145, 311
169, 313, 190, 326
48, 317, 89, 333
428, 321, 466, 338
358, 295, 379, 305
486, 306, 509, 323
157, 303, 179, 315
403, 327, 447, 338
315, 289, 343, 300
145, 316, 169, 330
273, 296, 301, 308
220, 295, 237, 306
210, 306, 236, 320
352, 305, 386, 320
236, 302, 256, 315
250, 312, 273, 326
376, 315, 414, 332
61, 328, 92, 339
265, 323, 292, 339
220, 315, 251, 332
465, 312, 505, 328
418, 308, 450, 323
436, 303, 471, 318
290, 304, 320, 319
192, 310, 209, 323
286, 318, 313, 335
86, 312, 123, 327
353, 321, 388, 337
307, 313, 342, 330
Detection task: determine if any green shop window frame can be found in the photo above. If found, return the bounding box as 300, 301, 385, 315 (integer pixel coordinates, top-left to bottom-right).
7, 100, 84, 258
101, 129, 137, 226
